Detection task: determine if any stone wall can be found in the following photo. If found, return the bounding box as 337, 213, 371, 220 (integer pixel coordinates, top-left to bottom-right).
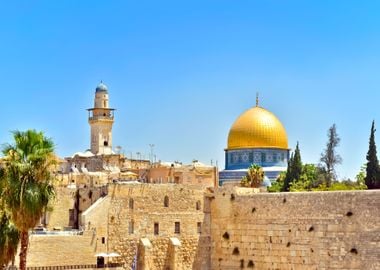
47, 186, 107, 230
46, 187, 75, 230
84, 183, 211, 270
22, 185, 380, 270
20, 232, 97, 267
210, 188, 380, 270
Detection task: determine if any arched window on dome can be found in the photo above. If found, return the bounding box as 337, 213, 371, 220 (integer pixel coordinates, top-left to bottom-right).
164, 196, 169, 208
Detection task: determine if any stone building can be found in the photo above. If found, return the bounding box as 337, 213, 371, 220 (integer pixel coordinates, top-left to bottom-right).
60, 83, 217, 189
142, 160, 217, 187
88, 81, 115, 155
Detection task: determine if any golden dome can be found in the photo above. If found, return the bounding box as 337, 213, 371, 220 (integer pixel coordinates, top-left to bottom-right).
227, 106, 288, 150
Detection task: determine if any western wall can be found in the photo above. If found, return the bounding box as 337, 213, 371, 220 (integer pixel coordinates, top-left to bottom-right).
210, 188, 380, 270
23, 184, 380, 270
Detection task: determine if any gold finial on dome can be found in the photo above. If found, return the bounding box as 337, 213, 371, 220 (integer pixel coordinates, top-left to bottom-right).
256, 92, 259, 107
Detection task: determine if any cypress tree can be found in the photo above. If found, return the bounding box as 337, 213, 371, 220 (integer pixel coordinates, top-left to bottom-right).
365, 121, 380, 189
282, 142, 302, 191
282, 153, 293, 192
292, 142, 302, 182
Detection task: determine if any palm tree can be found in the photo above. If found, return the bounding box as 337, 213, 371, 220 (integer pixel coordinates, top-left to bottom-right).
247, 164, 265, 188
0, 165, 20, 269
0, 210, 19, 269
1, 130, 55, 270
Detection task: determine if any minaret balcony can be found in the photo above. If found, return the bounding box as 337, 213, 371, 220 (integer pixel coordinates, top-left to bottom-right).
88, 115, 114, 121
87, 108, 115, 121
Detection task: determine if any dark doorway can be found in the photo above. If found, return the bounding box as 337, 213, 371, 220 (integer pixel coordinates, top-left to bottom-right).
97, 256, 105, 268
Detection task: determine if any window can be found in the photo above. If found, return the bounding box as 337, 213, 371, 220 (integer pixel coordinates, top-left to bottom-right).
101, 237, 105, 244
154, 223, 159, 235
69, 209, 75, 226
197, 222, 202, 234
128, 220, 134, 234
129, 198, 134, 210
175, 177, 180, 184
164, 196, 169, 207
196, 201, 201, 211
175, 222, 180, 234
261, 153, 266, 163
104, 141, 108, 146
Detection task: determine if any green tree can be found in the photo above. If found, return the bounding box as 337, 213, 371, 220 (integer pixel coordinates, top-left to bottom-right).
241, 164, 264, 188
289, 163, 319, 191
267, 171, 285, 192
365, 121, 380, 189
0, 165, 20, 269
1, 130, 55, 270
0, 211, 19, 269
283, 142, 302, 191
356, 165, 367, 188
282, 153, 294, 191
320, 124, 342, 186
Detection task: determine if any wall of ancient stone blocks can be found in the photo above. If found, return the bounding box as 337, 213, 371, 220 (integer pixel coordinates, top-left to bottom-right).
210, 188, 380, 270
18, 232, 97, 267
104, 184, 211, 270
46, 187, 75, 230
47, 186, 107, 230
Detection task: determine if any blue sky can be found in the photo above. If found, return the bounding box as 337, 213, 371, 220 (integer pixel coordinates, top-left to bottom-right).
1, 0, 380, 179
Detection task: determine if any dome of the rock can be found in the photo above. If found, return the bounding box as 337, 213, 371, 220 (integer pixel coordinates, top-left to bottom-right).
219, 99, 290, 186
227, 106, 288, 150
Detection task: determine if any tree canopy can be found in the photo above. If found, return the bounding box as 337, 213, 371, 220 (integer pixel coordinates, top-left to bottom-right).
282, 142, 302, 191
1, 130, 56, 270
241, 164, 264, 188
365, 121, 380, 189
320, 124, 342, 186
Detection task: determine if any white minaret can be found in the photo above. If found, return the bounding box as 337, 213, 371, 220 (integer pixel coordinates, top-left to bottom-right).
87, 82, 115, 155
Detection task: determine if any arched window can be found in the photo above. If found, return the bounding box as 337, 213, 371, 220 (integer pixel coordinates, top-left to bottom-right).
164, 196, 169, 207
196, 201, 201, 211
129, 198, 134, 210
